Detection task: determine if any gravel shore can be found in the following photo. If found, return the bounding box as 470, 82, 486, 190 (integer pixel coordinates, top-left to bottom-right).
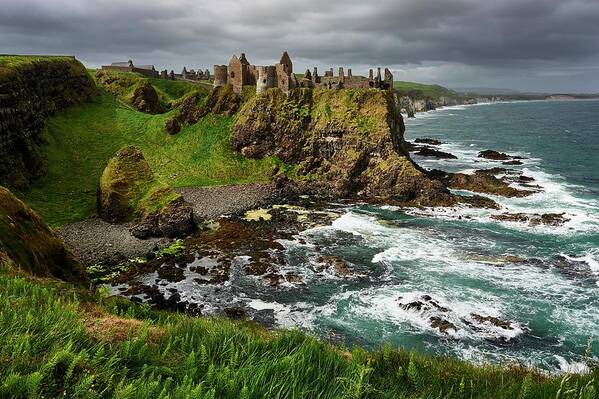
57, 183, 277, 265
177, 183, 276, 219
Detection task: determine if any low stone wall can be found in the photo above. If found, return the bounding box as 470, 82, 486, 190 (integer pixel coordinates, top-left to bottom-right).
0, 56, 95, 189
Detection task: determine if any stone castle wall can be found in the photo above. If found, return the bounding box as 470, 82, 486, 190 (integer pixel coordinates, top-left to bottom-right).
0, 57, 96, 189
214, 52, 393, 95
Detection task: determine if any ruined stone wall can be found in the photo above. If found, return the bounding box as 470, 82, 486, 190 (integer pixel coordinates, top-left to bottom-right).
0, 57, 96, 189
213, 65, 228, 87
256, 66, 276, 94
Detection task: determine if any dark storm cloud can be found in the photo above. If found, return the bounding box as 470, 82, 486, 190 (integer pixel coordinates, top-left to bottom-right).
2, 0, 599, 92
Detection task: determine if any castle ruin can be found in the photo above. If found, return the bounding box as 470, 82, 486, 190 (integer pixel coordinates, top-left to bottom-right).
101, 60, 159, 78
214, 52, 393, 95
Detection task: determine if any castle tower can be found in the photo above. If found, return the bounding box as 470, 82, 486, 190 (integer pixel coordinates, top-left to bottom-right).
256, 66, 276, 94
279, 51, 293, 74
384, 68, 393, 89
369, 69, 373, 80
347, 68, 353, 77
213, 65, 228, 87
338, 67, 344, 83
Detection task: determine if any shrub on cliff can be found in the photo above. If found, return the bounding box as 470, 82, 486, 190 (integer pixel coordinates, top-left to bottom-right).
98, 146, 195, 238
0, 186, 88, 284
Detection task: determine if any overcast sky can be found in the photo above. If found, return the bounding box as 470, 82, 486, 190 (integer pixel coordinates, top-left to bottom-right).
2, 0, 599, 93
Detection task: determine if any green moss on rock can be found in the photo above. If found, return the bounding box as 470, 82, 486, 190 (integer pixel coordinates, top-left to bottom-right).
94, 70, 166, 114
0, 186, 88, 284
0, 55, 96, 189
98, 146, 195, 238
232, 87, 453, 205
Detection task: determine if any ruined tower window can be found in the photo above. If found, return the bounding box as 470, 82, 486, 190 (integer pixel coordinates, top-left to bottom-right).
230, 71, 235, 78
369, 81, 374, 87
263, 79, 267, 84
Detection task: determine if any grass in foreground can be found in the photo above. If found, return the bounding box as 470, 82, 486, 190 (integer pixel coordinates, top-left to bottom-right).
0, 266, 597, 399
20, 91, 279, 227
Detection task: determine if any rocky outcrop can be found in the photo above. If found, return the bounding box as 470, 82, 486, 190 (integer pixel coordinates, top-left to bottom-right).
95, 70, 166, 114
428, 169, 534, 198
491, 212, 569, 226
414, 147, 457, 159
0, 186, 88, 284
98, 146, 195, 238
232, 88, 459, 207
478, 150, 524, 161
205, 84, 243, 116
396, 95, 415, 118
130, 81, 162, 114
0, 56, 96, 189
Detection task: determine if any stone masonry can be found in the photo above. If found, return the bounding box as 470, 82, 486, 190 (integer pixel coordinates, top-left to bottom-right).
214, 51, 393, 95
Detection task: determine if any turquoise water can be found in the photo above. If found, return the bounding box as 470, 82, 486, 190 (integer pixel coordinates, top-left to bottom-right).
254, 100, 599, 373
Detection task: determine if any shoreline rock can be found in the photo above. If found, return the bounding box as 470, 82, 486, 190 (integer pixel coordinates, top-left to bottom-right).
97, 146, 195, 239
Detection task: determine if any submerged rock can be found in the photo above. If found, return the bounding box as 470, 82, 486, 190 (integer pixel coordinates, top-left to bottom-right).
430, 316, 458, 334
478, 150, 512, 160
0, 186, 88, 285
414, 146, 457, 159
98, 146, 195, 238
414, 138, 444, 145
491, 212, 569, 226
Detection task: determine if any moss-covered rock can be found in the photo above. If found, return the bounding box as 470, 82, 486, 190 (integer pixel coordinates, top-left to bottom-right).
232, 88, 454, 206
0, 186, 88, 284
131, 81, 162, 114
98, 146, 195, 238
0, 56, 96, 189
94, 70, 165, 114
206, 84, 243, 116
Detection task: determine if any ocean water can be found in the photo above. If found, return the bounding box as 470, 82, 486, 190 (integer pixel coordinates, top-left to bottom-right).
247, 100, 599, 373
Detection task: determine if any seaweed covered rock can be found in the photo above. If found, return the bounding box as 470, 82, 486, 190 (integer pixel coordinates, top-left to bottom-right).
98, 146, 195, 238
0, 56, 96, 189
0, 186, 88, 284
232, 87, 453, 206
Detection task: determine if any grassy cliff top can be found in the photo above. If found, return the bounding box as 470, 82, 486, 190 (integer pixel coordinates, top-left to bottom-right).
0, 55, 85, 80
0, 55, 76, 68
394, 80, 460, 99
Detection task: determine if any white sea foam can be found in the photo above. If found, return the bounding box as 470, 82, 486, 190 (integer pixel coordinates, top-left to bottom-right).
555, 355, 591, 374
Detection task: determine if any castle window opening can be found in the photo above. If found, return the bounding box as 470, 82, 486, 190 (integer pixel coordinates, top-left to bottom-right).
230, 71, 235, 78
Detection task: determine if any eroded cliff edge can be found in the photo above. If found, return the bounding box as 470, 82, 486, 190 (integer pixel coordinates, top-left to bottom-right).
0, 56, 96, 189
232, 87, 483, 207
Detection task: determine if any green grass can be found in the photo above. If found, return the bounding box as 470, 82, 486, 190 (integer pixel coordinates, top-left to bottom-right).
393, 81, 459, 99
0, 266, 597, 399
0, 55, 75, 69
147, 77, 205, 103
20, 90, 279, 227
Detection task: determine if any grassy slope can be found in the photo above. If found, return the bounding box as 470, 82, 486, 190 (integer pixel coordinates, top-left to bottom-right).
393, 81, 460, 99
1, 267, 597, 399
21, 89, 278, 227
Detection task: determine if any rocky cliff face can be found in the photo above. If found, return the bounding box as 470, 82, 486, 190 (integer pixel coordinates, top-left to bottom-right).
0, 186, 88, 284
0, 56, 96, 189
232, 88, 453, 206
